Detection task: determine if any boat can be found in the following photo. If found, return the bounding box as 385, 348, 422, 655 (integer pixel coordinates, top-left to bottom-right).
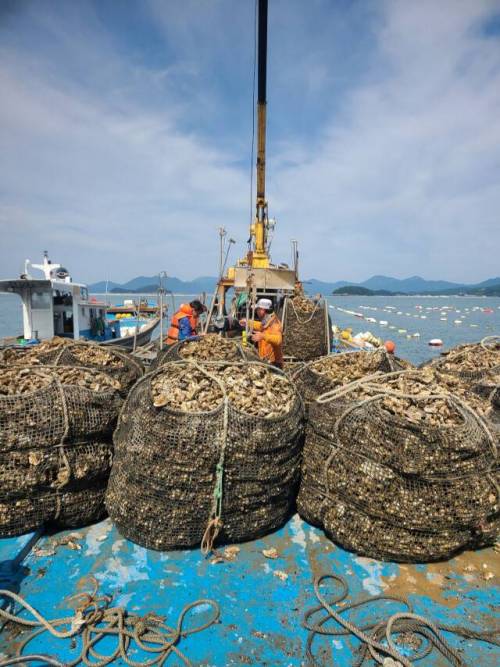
0, 253, 161, 349
1, 3, 498, 664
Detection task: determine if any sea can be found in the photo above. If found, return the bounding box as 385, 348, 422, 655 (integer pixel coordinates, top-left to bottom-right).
0, 293, 498, 366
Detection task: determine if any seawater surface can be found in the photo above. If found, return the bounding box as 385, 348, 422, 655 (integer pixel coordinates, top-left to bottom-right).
0, 293, 498, 366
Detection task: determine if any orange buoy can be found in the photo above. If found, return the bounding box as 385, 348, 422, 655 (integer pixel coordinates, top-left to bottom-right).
384, 340, 396, 354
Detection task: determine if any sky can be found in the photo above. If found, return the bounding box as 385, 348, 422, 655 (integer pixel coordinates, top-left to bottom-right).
0, 0, 499, 284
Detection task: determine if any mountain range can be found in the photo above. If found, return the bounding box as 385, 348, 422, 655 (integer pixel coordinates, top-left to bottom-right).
88, 274, 500, 296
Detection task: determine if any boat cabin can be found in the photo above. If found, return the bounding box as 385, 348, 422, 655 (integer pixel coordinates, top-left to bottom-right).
0, 253, 111, 342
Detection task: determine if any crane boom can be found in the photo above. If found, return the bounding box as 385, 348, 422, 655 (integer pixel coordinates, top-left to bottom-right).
251, 0, 269, 267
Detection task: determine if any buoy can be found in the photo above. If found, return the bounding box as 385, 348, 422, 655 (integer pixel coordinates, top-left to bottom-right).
429, 339, 443, 346
384, 340, 396, 353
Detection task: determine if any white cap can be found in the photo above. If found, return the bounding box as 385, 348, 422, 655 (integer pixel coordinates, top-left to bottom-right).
256, 298, 272, 310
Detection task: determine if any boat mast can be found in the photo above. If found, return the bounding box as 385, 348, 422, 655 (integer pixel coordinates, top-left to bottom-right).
250, 0, 270, 269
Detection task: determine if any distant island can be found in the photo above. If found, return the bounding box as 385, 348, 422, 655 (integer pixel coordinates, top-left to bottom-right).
332, 284, 500, 297
89, 274, 500, 297
332, 286, 404, 296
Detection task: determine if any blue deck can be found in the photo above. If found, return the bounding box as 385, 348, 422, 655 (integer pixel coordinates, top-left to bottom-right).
1, 515, 498, 665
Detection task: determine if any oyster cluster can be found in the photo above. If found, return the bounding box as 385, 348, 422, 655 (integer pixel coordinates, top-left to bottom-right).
290, 294, 317, 313
309, 351, 389, 386
151, 363, 296, 418
0, 368, 50, 395
338, 369, 464, 426
0, 337, 72, 365
69, 345, 126, 368
0, 366, 121, 396
152, 365, 224, 412
436, 338, 500, 374
178, 334, 243, 361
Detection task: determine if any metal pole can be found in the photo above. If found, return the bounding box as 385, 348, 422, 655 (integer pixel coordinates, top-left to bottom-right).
158, 271, 167, 351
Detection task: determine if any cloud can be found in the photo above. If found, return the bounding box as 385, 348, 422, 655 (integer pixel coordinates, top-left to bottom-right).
0, 0, 499, 284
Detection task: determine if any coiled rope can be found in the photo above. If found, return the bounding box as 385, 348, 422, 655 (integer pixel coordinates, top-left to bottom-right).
0, 580, 220, 667
303, 572, 500, 666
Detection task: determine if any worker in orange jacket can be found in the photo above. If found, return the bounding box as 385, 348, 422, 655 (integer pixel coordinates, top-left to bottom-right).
165, 300, 206, 345
240, 298, 283, 369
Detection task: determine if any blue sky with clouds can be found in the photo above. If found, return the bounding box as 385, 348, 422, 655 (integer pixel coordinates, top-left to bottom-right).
1, 0, 499, 284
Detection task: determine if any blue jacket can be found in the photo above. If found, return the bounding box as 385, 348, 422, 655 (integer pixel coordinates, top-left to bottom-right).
178, 316, 196, 341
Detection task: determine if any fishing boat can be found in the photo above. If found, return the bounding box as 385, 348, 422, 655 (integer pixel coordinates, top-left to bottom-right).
0, 253, 160, 350
1, 3, 498, 665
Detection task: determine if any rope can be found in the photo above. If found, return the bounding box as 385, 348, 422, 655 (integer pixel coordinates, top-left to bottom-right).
303, 572, 499, 667
0, 656, 63, 666
53, 377, 72, 498
316, 370, 498, 458
480, 335, 500, 351
286, 297, 322, 325
0, 583, 220, 667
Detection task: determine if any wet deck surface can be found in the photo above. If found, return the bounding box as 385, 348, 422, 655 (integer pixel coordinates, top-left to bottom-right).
1, 515, 499, 665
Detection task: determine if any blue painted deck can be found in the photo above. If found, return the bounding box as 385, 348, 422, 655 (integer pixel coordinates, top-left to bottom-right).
1, 515, 499, 665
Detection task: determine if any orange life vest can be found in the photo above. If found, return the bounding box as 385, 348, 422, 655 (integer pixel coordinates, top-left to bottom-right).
252, 313, 284, 366
166, 304, 198, 345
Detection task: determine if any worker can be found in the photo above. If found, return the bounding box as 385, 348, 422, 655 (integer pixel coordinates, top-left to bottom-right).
240, 298, 283, 369
165, 300, 207, 345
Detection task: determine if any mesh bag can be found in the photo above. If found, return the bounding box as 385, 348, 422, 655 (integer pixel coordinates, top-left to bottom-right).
0, 366, 120, 537
106, 361, 304, 550
0, 337, 74, 366
283, 297, 329, 361
321, 494, 499, 563
0, 366, 122, 452
151, 334, 259, 370
297, 370, 499, 562
52, 342, 144, 395
292, 349, 411, 408
430, 336, 500, 382
0, 483, 107, 538
472, 371, 500, 411
0, 441, 113, 500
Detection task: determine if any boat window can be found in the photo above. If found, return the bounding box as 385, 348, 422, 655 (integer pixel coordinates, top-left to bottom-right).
81, 287, 88, 301
31, 291, 51, 309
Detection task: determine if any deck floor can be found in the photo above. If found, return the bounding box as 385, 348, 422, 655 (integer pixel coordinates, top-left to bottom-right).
1, 515, 499, 666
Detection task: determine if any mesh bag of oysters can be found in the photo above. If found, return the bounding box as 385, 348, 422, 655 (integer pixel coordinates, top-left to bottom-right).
0, 337, 73, 366
283, 295, 330, 361
297, 368, 499, 562
291, 349, 413, 408
1, 339, 144, 396
430, 335, 500, 382
0, 365, 123, 537
151, 333, 259, 370
106, 360, 304, 550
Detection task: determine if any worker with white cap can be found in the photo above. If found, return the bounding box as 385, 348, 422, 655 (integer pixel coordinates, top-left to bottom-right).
240, 298, 284, 369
